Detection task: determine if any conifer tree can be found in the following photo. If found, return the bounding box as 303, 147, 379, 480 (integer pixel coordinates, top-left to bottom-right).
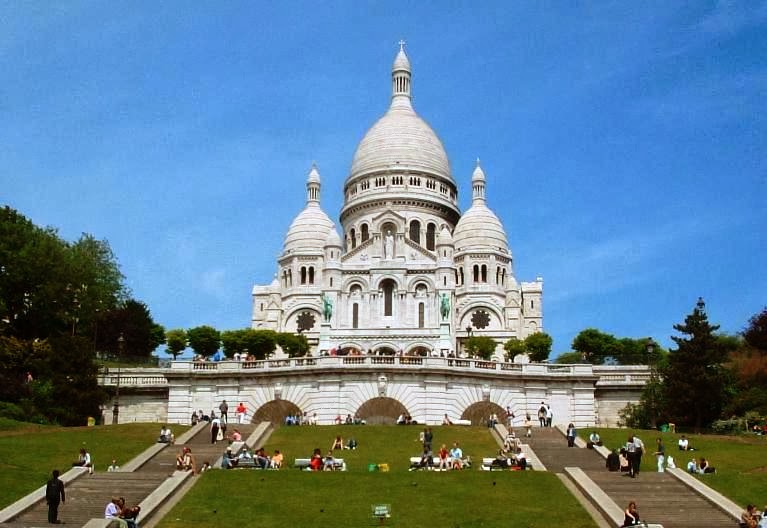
662, 298, 730, 432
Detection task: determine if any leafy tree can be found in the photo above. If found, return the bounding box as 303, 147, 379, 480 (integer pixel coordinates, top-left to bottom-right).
572, 328, 616, 364
221, 329, 278, 359
98, 299, 165, 359
464, 336, 498, 360
743, 307, 767, 353
504, 333, 553, 362
525, 332, 553, 362
187, 325, 221, 357
555, 351, 583, 364
662, 299, 731, 432
503, 338, 526, 360
277, 332, 310, 357
165, 329, 188, 359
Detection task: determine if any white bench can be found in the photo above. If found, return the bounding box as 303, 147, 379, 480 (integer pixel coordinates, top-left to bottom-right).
408, 456, 470, 470
293, 458, 346, 471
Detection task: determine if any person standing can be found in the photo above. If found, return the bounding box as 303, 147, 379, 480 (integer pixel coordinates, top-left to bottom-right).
46, 469, 65, 524
654, 438, 665, 472
218, 400, 228, 423
236, 401, 247, 424
524, 414, 532, 438
633, 435, 645, 476
626, 435, 637, 478
538, 402, 546, 427
566, 423, 576, 447
210, 415, 221, 444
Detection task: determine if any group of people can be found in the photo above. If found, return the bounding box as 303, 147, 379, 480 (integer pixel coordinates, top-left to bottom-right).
741, 504, 767, 528
305, 447, 344, 471
333, 413, 364, 425
221, 446, 282, 470
190, 401, 249, 426
537, 401, 553, 427
105, 496, 141, 528
686, 457, 716, 474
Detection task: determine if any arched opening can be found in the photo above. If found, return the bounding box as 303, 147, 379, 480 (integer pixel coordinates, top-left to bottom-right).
308, 266, 315, 285
288, 270, 292, 286
409, 345, 430, 357
481, 265, 487, 283
461, 401, 509, 426
418, 302, 425, 328
254, 400, 302, 426
350, 228, 357, 249
473, 265, 479, 283
352, 303, 359, 329
361, 223, 369, 243
300, 267, 307, 285
356, 397, 409, 425
375, 346, 397, 355
381, 279, 396, 317
459, 267, 464, 285
409, 219, 421, 244
426, 223, 436, 250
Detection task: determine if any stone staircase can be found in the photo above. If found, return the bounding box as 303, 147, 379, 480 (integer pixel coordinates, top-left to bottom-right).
3, 423, 261, 528
526, 427, 736, 528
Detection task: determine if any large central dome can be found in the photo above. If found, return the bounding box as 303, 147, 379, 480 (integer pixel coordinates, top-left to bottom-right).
347, 45, 453, 184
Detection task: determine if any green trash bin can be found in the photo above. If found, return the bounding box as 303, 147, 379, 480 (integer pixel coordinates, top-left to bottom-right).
368, 463, 379, 472
659, 424, 669, 432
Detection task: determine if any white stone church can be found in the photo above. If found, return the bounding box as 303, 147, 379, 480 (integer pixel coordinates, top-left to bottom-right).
251, 44, 543, 358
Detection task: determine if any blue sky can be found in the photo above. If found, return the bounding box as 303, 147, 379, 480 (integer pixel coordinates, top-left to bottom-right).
1, 2, 765, 356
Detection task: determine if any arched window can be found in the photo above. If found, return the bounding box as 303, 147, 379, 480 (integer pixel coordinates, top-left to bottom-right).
352, 303, 359, 329
502, 269, 506, 285
361, 224, 369, 243
288, 270, 292, 286
350, 228, 357, 249
496, 267, 500, 284
443, 276, 447, 286
481, 265, 487, 283
330, 277, 333, 287
382, 279, 395, 316
459, 267, 464, 285
426, 223, 436, 250
260, 303, 264, 311
300, 267, 307, 285
308, 267, 315, 285
473, 265, 479, 283
418, 302, 425, 328
409, 220, 421, 244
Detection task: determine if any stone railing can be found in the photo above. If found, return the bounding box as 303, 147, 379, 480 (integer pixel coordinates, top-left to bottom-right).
97, 360, 649, 388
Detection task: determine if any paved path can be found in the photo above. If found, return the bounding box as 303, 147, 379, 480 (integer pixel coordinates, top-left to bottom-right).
526, 427, 735, 528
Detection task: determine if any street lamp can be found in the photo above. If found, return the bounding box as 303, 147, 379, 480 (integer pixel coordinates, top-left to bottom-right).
113, 333, 125, 424
645, 337, 657, 365
696, 296, 706, 314
464, 326, 473, 357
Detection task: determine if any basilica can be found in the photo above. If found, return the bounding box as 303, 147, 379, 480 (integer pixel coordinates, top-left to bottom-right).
251, 45, 543, 358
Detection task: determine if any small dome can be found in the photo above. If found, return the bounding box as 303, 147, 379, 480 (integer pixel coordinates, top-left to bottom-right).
436, 225, 454, 246
393, 42, 411, 72
472, 159, 485, 182
283, 203, 334, 254
324, 227, 342, 248
453, 203, 508, 253
307, 163, 320, 183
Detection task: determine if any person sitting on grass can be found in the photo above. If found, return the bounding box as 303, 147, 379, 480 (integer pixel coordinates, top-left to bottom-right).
73, 447, 94, 474
436, 444, 449, 471
698, 457, 716, 474
331, 435, 344, 450
200, 461, 211, 472
323, 450, 337, 471
493, 448, 509, 469
450, 442, 464, 470
678, 435, 694, 451
255, 447, 270, 469
158, 425, 174, 444
346, 437, 358, 450
587, 431, 602, 449
687, 457, 698, 474
418, 446, 433, 470
271, 449, 283, 469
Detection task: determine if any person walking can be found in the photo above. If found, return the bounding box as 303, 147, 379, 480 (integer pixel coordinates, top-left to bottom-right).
46, 469, 66, 524
633, 435, 645, 476
626, 435, 637, 478
537, 402, 546, 427
218, 400, 228, 423
654, 438, 665, 472
566, 423, 576, 447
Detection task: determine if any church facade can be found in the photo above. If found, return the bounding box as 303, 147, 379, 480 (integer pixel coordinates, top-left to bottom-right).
251, 45, 543, 358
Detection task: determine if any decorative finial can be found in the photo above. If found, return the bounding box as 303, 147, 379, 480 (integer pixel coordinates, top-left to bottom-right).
476, 157, 481, 167
311, 160, 318, 170
398, 39, 406, 51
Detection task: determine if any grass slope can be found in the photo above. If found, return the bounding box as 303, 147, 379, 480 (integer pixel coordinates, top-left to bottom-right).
158, 425, 596, 528
593, 427, 767, 507
0, 420, 189, 509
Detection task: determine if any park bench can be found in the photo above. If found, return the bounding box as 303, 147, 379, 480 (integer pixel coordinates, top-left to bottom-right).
480, 457, 531, 470
293, 458, 346, 471
408, 456, 471, 470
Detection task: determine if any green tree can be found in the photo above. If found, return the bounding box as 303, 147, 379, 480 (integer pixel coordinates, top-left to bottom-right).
464, 336, 498, 360
187, 325, 221, 357
743, 307, 767, 353
98, 299, 165, 359
525, 332, 553, 362
503, 338, 525, 360
662, 299, 731, 432
165, 329, 188, 359
277, 332, 310, 357
555, 351, 583, 364
572, 328, 617, 364
221, 329, 278, 359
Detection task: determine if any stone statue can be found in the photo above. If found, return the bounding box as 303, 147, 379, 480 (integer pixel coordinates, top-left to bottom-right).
321, 293, 333, 322
440, 293, 450, 321
383, 230, 394, 259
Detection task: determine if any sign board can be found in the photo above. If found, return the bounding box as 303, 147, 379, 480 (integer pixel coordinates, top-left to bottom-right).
371, 504, 391, 518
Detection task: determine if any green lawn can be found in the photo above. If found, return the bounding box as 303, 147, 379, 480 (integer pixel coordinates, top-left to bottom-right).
0, 419, 189, 509
157, 425, 597, 528
592, 427, 767, 507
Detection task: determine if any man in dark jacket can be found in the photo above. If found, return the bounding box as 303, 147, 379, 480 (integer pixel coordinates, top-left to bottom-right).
46, 469, 65, 524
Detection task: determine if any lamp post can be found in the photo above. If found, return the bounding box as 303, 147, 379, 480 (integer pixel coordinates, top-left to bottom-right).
464, 326, 473, 357
113, 333, 125, 424
645, 337, 658, 428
